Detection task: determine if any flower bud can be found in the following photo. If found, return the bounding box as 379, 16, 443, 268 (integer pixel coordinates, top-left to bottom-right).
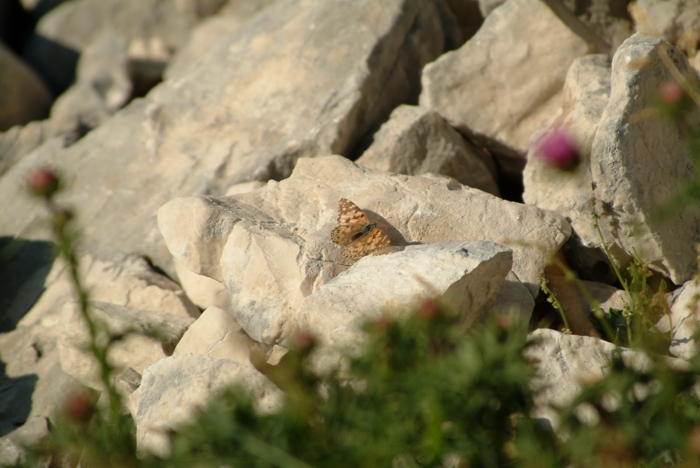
28, 168, 59, 198
658, 80, 684, 105
418, 299, 440, 319
535, 129, 580, 171
64, 393, 94, 423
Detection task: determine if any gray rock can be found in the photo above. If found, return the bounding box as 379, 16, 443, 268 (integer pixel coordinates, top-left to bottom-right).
1, 0, 449, 278
357, 105, 499, 195
0, 121, 66, 178
631, 0, 700, 54
294, 240, 512, 349
525, 328, 688, 427
0, 42, 52, 132
523, 54, 612, 280
135, 354, 283, 457
57, 301, 195, 390
485, 271, 535, 322
527, 34, 700, 285
658, 280, 700, 360
0, 416, 50, 466
158, 155, 570, 345
478, 0, 505, 17
24, 0, 226, 93
0, 316, 85, 438
420, 0, 590, 175
50, 32, 132, 133
165, 0, 277, 79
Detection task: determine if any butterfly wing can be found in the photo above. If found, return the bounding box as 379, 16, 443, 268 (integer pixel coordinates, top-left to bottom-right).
331, 198, 370, 246
343, 227, 391, 259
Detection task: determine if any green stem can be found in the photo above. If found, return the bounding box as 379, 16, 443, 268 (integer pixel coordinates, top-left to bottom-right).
591, 199, 634, 310
539, 274, 571, 334
549, 256, 617, 345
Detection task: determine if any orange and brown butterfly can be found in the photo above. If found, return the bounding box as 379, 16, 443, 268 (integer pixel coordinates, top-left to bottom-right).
330, 198, 391, 259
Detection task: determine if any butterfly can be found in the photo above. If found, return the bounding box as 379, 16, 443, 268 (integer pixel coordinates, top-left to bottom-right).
330, 198, 391, 259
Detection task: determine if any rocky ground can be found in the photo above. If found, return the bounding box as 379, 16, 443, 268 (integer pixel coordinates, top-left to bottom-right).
1, 0, 700, 463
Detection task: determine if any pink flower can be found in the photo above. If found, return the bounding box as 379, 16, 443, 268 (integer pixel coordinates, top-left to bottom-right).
417, 299, 440, 319
535, 129, 580, 171
64, 393, 94, 422
658, 80, 684, 104
373, 315, 392, 329
28, 167, 59, 198
290, 330, 316, 350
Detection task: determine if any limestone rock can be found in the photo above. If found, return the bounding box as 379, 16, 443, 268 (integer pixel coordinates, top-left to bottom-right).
485, 271, 535, 322
658, 280, 700, 360
523, 54, 612, 280
528, 34, 700, 285
158, 155, 570, 344
0, 315, 84, 437
1, 0, 449, 278
0, 251, 196, 437
135, 354, 283, 457
174, 305, 261, 362
174, 259, 229, 311
525, 328, 688, 427
0, 121, 66, 179
420, 0, 590, 173
0, 42, 52, 131
165, 0, 277, 79
57, 301, 194, 390
357, 105, 499, 195
478, 0, 505, 17
23, 0, 225, 93
50, 32, 132, 133
294, 241, 511, 350
0, 416, 50, 466
18, 254, 199, 336
631, 0, 700, 55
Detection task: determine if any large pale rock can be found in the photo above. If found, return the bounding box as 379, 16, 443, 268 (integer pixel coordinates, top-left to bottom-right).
57, 301, 195, 390
1, 0, 449, 278
658, 280, 700, 360
165, 0, 277, 79
0, 121, 66, 179
0, 42, 52, 131
50, 32, 132, 133
0, 250, 197, 436
18, 254, 199, 335
485, 271, 535, 322
295, 241, 511, 349
523, 54, 613, 280
631, 0, 700, 54
23, 0, 226, 93
356, 105, 499, 195
135, 354, 283, 457
0, 318, 84, 437
525, 329, 688, 427
0, 416, 50, 466
174, 258, 229, 311
420, 0, 590, 171
158, 155, 570, 344
174, 305, 260, 362
529, 35, 700, 284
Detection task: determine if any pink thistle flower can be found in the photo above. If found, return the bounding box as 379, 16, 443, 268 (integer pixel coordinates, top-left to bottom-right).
535, 129, 580, 171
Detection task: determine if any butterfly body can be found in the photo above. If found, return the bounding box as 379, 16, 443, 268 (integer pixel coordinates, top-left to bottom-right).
331, 199, 390, 259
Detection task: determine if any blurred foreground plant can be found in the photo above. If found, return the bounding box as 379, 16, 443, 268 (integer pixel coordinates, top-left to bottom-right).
26, 167, 139, 467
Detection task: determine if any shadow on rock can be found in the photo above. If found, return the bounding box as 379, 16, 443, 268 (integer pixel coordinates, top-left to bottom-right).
0, 237, 55, 333
0, 360, 37, 436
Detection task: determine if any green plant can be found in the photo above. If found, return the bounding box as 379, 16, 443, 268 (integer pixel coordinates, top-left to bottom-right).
26, 168, 139, 467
